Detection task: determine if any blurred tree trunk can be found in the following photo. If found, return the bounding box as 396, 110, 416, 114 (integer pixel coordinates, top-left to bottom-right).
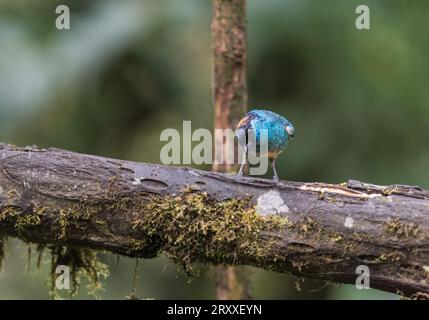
211, 0, 250, 300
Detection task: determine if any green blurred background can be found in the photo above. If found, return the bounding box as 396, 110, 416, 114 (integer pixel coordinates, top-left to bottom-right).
1, 0, 427, 299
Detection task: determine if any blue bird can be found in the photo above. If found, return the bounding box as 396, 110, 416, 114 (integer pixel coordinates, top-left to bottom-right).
236, 109, 295, 182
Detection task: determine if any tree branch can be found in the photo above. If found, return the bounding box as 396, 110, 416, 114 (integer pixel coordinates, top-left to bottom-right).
0, 143, 428, 297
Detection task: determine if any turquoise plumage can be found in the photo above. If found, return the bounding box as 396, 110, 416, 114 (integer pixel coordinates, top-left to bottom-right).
236, 109, 295, 181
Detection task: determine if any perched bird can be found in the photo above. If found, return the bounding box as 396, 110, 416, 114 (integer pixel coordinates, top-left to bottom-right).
236, 109, 295, 182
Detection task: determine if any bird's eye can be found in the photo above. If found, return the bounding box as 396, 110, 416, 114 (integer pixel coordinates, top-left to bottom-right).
285, 125, 295, 138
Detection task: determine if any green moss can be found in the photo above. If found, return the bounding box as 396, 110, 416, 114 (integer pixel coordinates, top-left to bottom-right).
128, 239, 147, 254
0, 205, 46, 239
54, 204, 99, 240
381, 186, 402, 196
384, 218, 421, 240
279, 216, 295, 229
377, 251, 404, 263
49, 246, 109, 299
0, 206, 22, 221
5, 188, 401, 297
131, 191, 289, 273
58, 209, 70, 240
1, 201, 107, 298
330, 234, 343, 243
298, 217, 319, 236
6, 189, 20, 200
15, 212, 42, 234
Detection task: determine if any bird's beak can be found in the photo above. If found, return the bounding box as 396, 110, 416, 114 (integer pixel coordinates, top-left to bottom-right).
285, 125, 295, 139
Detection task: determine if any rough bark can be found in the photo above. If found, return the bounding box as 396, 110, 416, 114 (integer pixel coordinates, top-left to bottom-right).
212, 0, 250, 300
212, 0, 251, 300
0, 144, 428, 298
212, 0, 247, 173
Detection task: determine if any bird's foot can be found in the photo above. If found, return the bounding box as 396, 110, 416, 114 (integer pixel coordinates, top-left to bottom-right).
272, 175, 280, 187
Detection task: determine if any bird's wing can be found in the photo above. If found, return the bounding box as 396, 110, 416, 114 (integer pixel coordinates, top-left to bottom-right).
237, 115, 250, 129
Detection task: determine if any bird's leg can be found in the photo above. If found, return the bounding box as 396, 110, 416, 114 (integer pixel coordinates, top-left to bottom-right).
270, 158, 279, 183
237, 146, 247, 178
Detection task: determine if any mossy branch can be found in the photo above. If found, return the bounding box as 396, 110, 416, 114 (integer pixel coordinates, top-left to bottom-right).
0, 143, 428, 297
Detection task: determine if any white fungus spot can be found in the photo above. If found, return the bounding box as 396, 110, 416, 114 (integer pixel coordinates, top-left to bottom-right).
423, 266, 429, 275
256, 190, 289, 215
132, 177, 143, 185
344, 217, 354, 228
0, 186, 3, 194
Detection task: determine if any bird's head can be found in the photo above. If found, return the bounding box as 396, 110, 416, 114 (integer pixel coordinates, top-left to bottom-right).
285, 123, 295, 139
